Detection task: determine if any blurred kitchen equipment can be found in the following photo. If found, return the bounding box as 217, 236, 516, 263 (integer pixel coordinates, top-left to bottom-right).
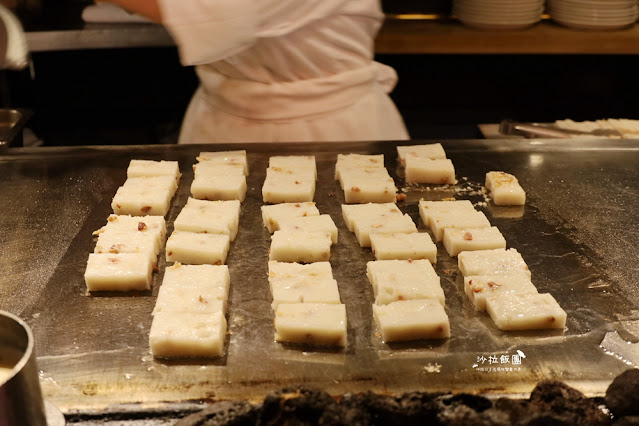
548, 0, 637, 30
0, 310, 47, 426
453, 0, 545, 29
0, 108, 31, 150
499, 119, 622, 138
0, 4, 28, 70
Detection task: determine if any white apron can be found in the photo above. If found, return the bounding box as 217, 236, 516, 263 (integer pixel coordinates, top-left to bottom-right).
158, 0, 409, 143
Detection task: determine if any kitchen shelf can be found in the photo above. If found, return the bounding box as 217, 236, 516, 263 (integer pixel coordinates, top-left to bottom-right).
24, 17, 639, 54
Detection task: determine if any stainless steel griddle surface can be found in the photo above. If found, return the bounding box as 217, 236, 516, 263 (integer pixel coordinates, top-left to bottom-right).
1, 139, 638, 414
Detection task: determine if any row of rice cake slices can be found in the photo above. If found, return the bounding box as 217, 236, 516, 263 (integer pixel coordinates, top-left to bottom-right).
149, 154, 248, 359
86, 159, 181, 292
262, 159, 346, 347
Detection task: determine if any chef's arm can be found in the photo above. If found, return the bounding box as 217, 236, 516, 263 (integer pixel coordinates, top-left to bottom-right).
95, 0, 162, 23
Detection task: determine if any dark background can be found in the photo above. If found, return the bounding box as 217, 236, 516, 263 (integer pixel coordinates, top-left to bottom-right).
2, 0, 639, 146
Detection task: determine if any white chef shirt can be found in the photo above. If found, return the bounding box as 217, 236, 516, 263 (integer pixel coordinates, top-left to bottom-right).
158, 0, 409, 143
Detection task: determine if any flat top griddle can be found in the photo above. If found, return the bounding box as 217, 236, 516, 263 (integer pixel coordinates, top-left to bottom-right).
1, 139, 638, 414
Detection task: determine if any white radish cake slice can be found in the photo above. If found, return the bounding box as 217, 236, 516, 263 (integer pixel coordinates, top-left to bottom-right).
269, 155, 317, 180
197, 150, 248, 175
373, 299, 450, 342
163, 263, 230, 291
278, 215, 338, 244
486, 293, 567, 331
191, 163, 246, 202
334, 153, 384, 181
94, 214, 166, 249
262, 166, 316, 204
397, 143, 447, 167
269, 230, 332, 263
155, 263, 230, 314
150, 311, 227, 358
166, 231, 230, 265
374, 270, 445, 306
112, 175, 178, 216
261, 202, 320, 233
84, 252, 153, 292
274, 303, 347, 347
271, 278, 341, 310
366, 259, 439, 295
485, 171, 526, 206
153, 285, 228, 315
174, 198, 240, 241
430, 210, 491, 242
353, 214, 417, 248
370, 233, 437, 263
458, 248, 531, 278
404, 157, 457, 185
337, 166, 391, 189
93, 229, 159, 264
127, 159, 181, 183
418, 199, 476, 229
341, 203, 402, 232
193, 162, 245, 178
464, 274, 538, 311
268, 261, 334, 287
343, 179, 398, 204
191, 174, 247, 202
443, 226, 507, 257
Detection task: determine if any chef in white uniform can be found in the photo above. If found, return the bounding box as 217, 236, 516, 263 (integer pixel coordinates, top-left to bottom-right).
98, 0, 409, 143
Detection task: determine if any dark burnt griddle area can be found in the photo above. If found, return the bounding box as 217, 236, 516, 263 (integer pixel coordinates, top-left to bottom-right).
161, 370, 639, 426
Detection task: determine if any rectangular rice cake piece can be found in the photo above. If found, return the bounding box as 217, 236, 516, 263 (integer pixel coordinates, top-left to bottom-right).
353, 213, 417, 248
93, 229, 159, 264
261, 202, 320, 233
268, 261, 334, 287
341, 171, 397, 204
443, 226, 507, 257
85, 252, 153, 292
430, 210, 491, 242
485, 171, 526, 206
191, 173, 247, 202
464, 274, 538, 311
486, 293, 567, 331
374, 270, 445, 306
418, 199, 476, 229
269, 155, 317, 180
94, 214, 166, 248
370, 232, 437, 263
153, 285, 227, 315
269, 230, 332, 263
163, 262, 230, 290
334, 153, 384, 181
341, 203, 402, 232
404, 157, 457, 185
366, 259, 439, 295
373, 299, 450, 342
150, 311, 227, 358
262, 166, 316, 204
458, 248, 531, 278
112, 175, 178, 216
155, 263, 230, 314
397, 143, 447, 167
274, 303, 347, 347
127, 159, 181, 183
166, 231, 230, 265
193, 162, 245, 178
271, 277, 341, 310
174, 198, 240, 241
278, 214, 338, 244
337, 166, 391, 189
197, 150, 248, 175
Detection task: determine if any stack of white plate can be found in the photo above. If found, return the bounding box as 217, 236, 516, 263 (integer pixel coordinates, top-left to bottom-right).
453, 0, 545, 30
548, 0, 637, 30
